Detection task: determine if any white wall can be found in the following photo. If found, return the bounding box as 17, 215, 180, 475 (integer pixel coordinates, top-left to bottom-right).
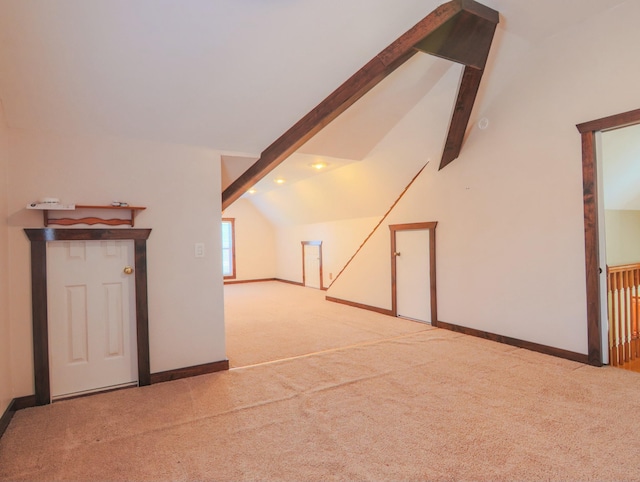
604, 210, 640, 266
0, 103, 12, 414
264, 57, 458, 291
275, 216, 381, 287
253, 56, 459, 228
325, 2, 640, 355
7, 129, 226, 397
222, 198, 276, 281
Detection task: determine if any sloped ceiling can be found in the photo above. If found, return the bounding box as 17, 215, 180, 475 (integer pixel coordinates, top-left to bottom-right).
0, 0, 629, 225
0, 0, 626, 155
0, 0, 442, 152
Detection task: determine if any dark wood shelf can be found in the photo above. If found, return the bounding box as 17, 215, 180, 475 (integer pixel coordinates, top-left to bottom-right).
43, 205, 146, 227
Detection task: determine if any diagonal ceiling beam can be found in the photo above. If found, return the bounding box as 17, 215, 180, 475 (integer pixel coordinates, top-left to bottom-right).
439, 65, 485, 169
223, 0, 498, 209
414, 0, 498, 169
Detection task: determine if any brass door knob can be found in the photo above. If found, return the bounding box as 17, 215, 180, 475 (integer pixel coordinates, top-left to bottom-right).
393, 252, 401, 257
123, 266, 134, 275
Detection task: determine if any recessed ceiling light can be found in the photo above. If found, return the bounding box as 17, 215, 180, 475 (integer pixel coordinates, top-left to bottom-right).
247, 188, 257, 194
274, 178, 286, 184
310, 161, 328, 170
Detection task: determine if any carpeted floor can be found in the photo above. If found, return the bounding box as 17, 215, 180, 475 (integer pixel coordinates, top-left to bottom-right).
224, 281, 430, 367
3, 283, 640, 480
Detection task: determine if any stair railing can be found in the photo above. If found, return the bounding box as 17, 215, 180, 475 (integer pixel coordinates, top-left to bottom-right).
607, 263, 640, 366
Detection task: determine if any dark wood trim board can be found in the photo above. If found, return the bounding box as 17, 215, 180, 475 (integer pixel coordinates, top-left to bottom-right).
0, 395, 37, 440
325, 296, 394, 317
325, 296, 589, 364
276, 278, 304, 287
150, 360, 229, 384
0, 399, 16, 439
436, 321, 590, 364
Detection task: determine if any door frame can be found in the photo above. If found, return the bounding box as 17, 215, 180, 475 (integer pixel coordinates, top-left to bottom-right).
301, 240, 323, 290
389, 222, 438, 323
24, 228, 152, 405
577, 107, 640, 366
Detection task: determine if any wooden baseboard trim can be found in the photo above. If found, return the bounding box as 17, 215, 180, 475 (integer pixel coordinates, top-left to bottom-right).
0, 395, 37, 440
275, 278, 304, 287
13, 395, 37, 410
224, 278, 276, 285
436, 320, 590, 364
150, 360, 230, 384
325, 296, 394, 317
0, 399, 16, 439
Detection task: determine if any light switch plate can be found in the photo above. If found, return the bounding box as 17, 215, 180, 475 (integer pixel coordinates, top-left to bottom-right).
194, 243, 205, 258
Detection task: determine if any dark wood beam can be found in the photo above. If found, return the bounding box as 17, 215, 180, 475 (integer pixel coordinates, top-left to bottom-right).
222, 0, 499, 209
439, 65, 484, 170
414, 0, 498, 171
413, 5, 497, 69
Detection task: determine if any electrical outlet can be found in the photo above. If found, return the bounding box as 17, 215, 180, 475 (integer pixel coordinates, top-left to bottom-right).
194, 243, 205, 258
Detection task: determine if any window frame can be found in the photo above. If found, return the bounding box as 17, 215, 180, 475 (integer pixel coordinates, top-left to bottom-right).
221, 218, 236, 280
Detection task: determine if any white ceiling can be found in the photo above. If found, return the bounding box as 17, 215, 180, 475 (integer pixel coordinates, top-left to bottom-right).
0, 0, 442, 153
0, 0, 631, 220
0, 0, 628, 157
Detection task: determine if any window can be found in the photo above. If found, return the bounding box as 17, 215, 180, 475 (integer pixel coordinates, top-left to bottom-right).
221, 218, 236, 279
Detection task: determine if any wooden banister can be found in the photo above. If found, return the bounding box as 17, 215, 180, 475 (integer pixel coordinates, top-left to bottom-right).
606, 263, 640, 366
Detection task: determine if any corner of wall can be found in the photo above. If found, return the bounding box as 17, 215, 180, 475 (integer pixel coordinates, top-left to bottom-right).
0, 101, 13, 414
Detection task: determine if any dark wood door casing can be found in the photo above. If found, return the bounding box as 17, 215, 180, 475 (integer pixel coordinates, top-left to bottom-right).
24, 228, 152, 405
301, 240, 323, 290
389, 222, 438, 324
577, 107, 640, 366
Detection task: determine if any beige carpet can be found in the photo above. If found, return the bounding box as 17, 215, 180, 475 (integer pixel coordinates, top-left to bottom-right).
3, 327, 640, 480
225, 281, 430, 367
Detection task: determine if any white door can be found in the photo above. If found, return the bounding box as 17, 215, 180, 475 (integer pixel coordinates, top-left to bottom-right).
303, 244, 321, 289
47, 240, 138, 399
396, 229, 431, 323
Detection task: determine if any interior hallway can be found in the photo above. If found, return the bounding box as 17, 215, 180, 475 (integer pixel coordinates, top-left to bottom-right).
224, 281, 430, 367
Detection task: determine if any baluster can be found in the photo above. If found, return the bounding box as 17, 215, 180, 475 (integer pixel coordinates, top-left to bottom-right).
618, 272, 624, 365
607, 269, 614, 365
631, 268, 640, 358
612, 271, 619, 366
625, 271, 631, 362
630, 269, 638, 360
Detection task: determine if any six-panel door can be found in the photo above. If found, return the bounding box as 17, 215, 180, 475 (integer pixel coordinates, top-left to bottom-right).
47, 240, 138, 399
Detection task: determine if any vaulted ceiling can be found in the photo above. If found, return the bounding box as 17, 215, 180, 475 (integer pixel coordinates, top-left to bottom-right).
0, 0, 625, 151
0, 0, 629, 222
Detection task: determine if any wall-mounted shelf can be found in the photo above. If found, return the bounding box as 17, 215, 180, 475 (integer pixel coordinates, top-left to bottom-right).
28, 204, 146, 227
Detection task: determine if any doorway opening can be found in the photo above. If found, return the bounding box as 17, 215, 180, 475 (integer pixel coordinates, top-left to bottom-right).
578, 107, 640, 367
389, 222, 438, 324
